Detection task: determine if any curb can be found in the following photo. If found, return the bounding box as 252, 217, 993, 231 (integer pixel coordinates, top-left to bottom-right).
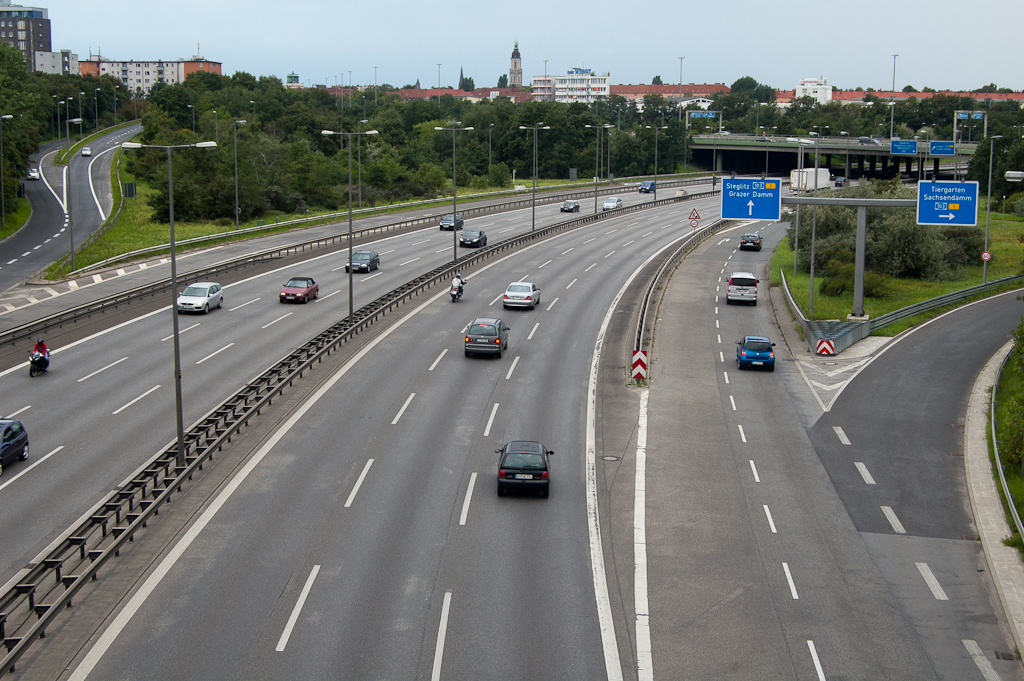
965, 339, 1024, 656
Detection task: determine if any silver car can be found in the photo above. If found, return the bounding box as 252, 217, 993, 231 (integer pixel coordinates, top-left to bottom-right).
602, 197, 623, 211
725, 272, 758, 305
176, 282, 224, 314
502, 282, 541, 309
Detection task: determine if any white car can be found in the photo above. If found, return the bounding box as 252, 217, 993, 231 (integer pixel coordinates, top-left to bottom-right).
81, 147, 92, 156
502, 282, 541, 310
176, 282, 223, 314
27, 168, 40, 180
602, 197, 623, 211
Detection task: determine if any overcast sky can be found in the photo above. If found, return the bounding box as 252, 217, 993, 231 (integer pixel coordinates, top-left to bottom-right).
39, 0, 1024, 93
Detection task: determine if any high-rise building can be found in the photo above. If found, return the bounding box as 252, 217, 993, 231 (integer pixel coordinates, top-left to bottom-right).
0, 0, 51, 71
33, 47, 76, 75
509, 41, 522, 87
79, 53, 222, 97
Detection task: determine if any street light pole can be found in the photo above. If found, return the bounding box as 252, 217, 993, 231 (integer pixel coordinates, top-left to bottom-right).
432, 122, 473, 260
984, 135, 1003, 283
437, 64, 442, 110
519, 122, 550, 231
489, 123, 494, 168
322, 127, 380, 318
890, 54, 898, 140
357, 118, 368, 209
249, 100, 256, 120
0, 114, 11, 234
187, 104, 195, 134
374, 66, 378, 106
120, 139, 217, 469
585, 123, 612, 213
94, 88, 100, 132
65, 116, 82, 270
234, 119, 246, 228
678, 56, 684, 121
113, 84, 119, 127
645, 125, 667, 201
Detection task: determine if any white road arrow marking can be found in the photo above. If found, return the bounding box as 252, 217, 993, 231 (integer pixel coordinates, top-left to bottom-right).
747, 200, 755, 215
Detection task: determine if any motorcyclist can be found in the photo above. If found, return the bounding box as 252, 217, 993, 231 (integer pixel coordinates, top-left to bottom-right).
32, 338, 49, 369
451, 273, 465, 298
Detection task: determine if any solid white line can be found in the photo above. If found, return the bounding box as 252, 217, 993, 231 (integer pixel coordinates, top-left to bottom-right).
583, 237, 596, 244
916, 562, 949, 600
763, 505, 777, 533
854, 462, 876, 485
489, 294, 503, 306
604, 251, 616, 258
783, 563, 799, 599
562, 248, 574, 255
585, 263, 597, 272
749, 460, 760, 482
459, 472, 478, 526
505, 356, 520, 380
546, 298, 559, 311
538, 259, 553, 268
399, 257, 420, 266
78, 357, 128, 382
566, 278, 577, 289
729, 395, 737, 411
0, 446, 63, 492
430, 592, 453, 681
344, 459, 374, 508
963, 640, 1002, 681
391, 393, 416, 424
833, 426, 851, 445
112, 385, 160, 415
429, 349, 448, 371
527, 322, 540, 340
881, 506, 906, 534
275, 565, 321, 652
229, 298, 260, 311
807, 641, 826, 681
483, 403, 499, 437
5, 405, 30, 418
738, 425, 747, 443
195, 343, 234, 365
723, 371, 729, 384
634, 390, 653, 681
262, 313, 293, 329
161, 322, 199, 341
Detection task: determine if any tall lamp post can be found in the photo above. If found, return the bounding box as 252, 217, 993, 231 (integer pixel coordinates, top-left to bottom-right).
840, 131, 850, 179
357, 118, 368, 209
678, 56, 684, 121
808, 126, 828, 314
889, 54, 898, 140
645, 124, 667, 201
249, 100, 256, 120
77, 93, 84, 126
585, 123, 612, 213
0, 114, 12, 234
432, 122, 473, 260
374, 65, 378, 106
519, 122, 550, 231
65, 117, 82, 269
212, 110, 219, 150
94, 88, 100, 132
489, 123, 494, 168
113, 84, 119, 126
120, 139, 217, 468
321, 127, 381, 317
56, 100, 65, 160
233, 119, 246, 228
187, 104, 195, 134
984, 135, 1003, 283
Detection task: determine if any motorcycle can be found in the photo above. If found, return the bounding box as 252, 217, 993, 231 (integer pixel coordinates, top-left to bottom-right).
29, 350, 49, 377
450, 283, 463, 302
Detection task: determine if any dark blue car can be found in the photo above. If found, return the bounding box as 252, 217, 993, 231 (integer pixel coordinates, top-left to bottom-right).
736, 336, 776, 371
0, 419, 29, 475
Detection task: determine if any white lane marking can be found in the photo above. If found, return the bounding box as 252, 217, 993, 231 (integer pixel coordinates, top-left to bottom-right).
399, 257, 420, 266
720, 269, 724, 275
434, 247, 449, 254
459, 472, 477, 526
483, 403, 499, 437
738, 425, 747, 443
361, 272, 383, 282
505, 356, 520, 380
881, 506, 906, 534
275, 565, 321, 652
782, 563, 799, 599
527, 323, 540, 340
430, 592, 453, 681
21, 251, 31, 257
566, 278, 577, 289
195, 343, 234, 365
622, 240, 635, 247
715, 306, 719, 314
606, 229, 617, 234
724, 262, 729, 268
410, 239, 430, 246
344, 459, 374, 508
833, 426, 851, 445
716, 319, 719, 329
546, 298, 559, 311
963, 640, 1001, 681
749, 460, 760, 482
719, 351, 724, 363
538, 259, 553, 268
723, 371, 729, 384
916, 562, 949, 600
262, 313, 293, 329
763, 505, 777, 533
391, 393, 415, 425
729, 396, 737, 411
585, 263, 597, 272
0, 446, 64, 492
807, 641, 827, 681
161, 323, 200, 342
854, 462, 876, 485
78, 357, 128, 382
627, 221, 639, 227
717, 334, 722, 344
112, 385, 160, 415
320, 290, 342, 300
5, 405, 30, 418
379, 249, 396, 255
635, 390, 653, 680
641, 231, 653, 237
229, 298, 260, 311
428, 349, 448, 371
583, 237, 596, 244
561, 248, 574, 255
604, 251, 616, 258
489, 293, 503, 306
498, 227, 514, 233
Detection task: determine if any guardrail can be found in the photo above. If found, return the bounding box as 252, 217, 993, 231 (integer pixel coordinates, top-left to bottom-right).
0, 178, 711, 347
869, 274, 1024, 332
991, 347, 1024, 543
0, 188, 717, 676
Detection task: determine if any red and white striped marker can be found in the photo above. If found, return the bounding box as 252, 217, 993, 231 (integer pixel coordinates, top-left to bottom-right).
632, 351, 648, 380
816, 339, 835, 355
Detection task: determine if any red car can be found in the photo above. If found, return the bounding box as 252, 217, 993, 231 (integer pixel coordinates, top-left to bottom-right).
280, 276, 319, 303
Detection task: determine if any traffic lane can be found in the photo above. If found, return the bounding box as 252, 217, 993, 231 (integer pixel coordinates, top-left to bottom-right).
0, 169, 66, 289
811, 290, 1023, 539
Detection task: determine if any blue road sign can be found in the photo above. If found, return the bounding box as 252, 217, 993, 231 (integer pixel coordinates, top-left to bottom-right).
917, 181, 979, 226
957, 112, 969, 120
972, 112, 985, 119
890, 140, 918, 155
721, 178, 781, 220
689, 111, 717, 119
929, 141, 955, 156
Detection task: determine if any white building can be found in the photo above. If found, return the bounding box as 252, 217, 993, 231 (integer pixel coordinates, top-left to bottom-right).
795, 77, 832, 106
79, 53, 222, 97
34, 48, 77, 75
532, 68, 609, 105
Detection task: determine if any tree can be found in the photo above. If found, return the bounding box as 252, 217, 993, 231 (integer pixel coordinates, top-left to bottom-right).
652, 75, 663, 85
496, 74, 508, 88
459, 74, 475, 92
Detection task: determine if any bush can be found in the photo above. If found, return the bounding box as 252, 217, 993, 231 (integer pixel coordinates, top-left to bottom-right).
942, 225, 985, 268
818, 260, 893, 298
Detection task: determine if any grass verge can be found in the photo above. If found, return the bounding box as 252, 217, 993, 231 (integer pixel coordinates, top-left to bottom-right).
993, 347, 1024, 557
0, 197, 32, 241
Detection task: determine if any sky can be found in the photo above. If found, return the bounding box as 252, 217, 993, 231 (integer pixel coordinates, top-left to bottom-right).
35, 0, 1024, 94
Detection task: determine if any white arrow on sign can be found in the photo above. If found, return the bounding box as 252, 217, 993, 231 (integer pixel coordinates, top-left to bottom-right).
747, 200, 755, 216
938, 213, 956, 220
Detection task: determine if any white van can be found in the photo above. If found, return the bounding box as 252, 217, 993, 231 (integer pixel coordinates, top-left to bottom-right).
726, 272, 758, 305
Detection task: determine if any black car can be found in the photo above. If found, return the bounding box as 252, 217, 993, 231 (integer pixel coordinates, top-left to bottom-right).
464, 317, 510, 358
739, 233, 762, 251
834, 176, 847, 188
459, 229, 487, 248
346, 250, 380, 272
497, 440, 553, 498
0, 419, 29, 476
439, 213, 464, 230
560, 200, 580, 213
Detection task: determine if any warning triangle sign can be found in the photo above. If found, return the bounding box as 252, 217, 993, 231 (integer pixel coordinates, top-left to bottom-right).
689, 209, 701, 220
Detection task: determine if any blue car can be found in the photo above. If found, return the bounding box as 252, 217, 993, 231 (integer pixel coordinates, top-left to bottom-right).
736, 336, 776, 371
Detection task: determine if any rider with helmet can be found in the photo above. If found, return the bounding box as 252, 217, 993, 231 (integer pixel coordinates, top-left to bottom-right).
451, 273, 465, 298
32, 338, 49, 369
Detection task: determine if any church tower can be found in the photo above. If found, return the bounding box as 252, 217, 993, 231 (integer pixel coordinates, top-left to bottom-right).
509, 41, 522, 87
